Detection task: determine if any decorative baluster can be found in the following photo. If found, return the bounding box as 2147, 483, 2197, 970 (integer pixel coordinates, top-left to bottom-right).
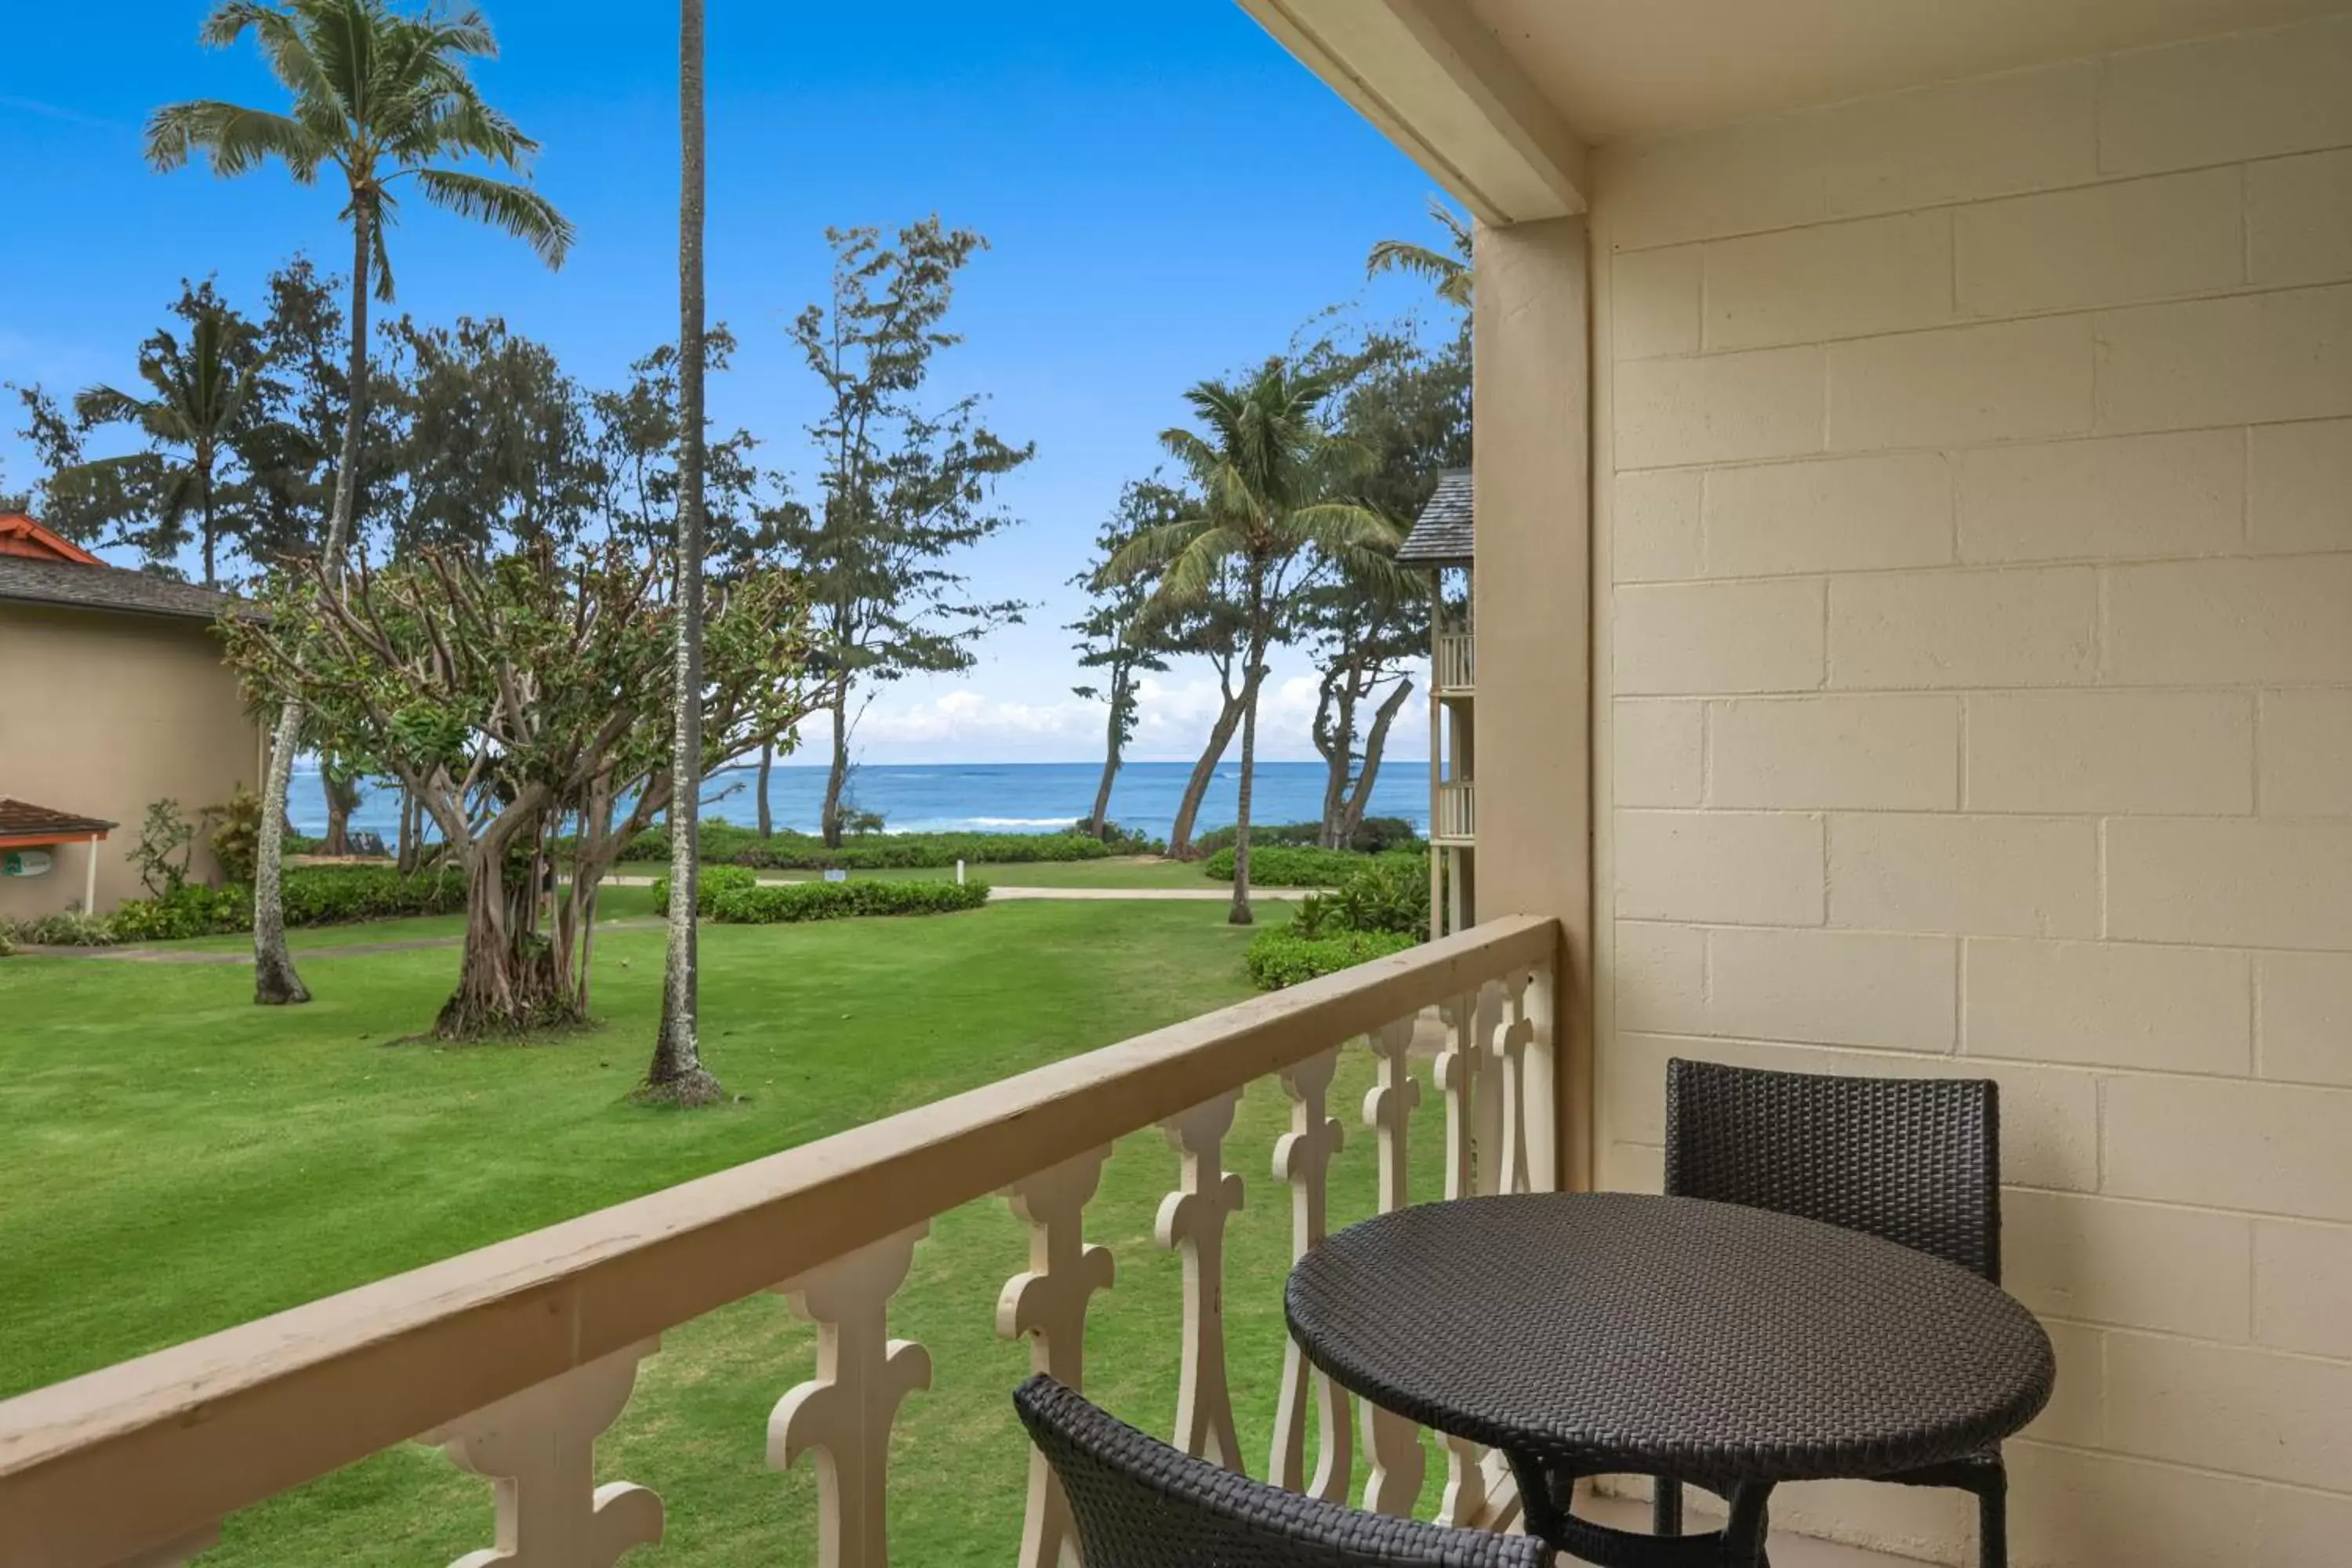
425, 1341, 665, 1568
1156, 1091, 1246, 1470
1494, 973, 1537, 1197
998, 1149, 1116, 1568
107, 1526, 218, 1568
1358, 1018, 1426, 1517
1521, 962, 1559, 1194
771, 1227, 933, 1568
1472, 982, 1508, 1197
1430, 998, 1489, 1527
1269, 1048, 1351, 1501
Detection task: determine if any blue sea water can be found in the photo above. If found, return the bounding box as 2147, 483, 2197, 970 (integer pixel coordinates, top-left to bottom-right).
287, 759, 1429, 844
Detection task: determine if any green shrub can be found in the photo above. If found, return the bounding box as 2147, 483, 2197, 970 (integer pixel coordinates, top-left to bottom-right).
1195, 816, 1421, 856
0, 928, 15, 958
616, 824, 1114, 871
1327, 858, 1432, 938
706, 878, 990, 924
106, 866, 469, 942
1244, 927, 1417, 990
206, 783, 263, 885
1203, 844, 1425, 887
648, 863, 759, 916
0, 910, 119, 948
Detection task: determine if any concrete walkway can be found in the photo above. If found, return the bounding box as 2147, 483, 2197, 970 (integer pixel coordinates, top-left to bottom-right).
599, 875, 1280, 902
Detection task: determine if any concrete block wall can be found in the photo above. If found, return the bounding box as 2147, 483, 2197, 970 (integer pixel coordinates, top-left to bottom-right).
1588, 14, 2352, 1565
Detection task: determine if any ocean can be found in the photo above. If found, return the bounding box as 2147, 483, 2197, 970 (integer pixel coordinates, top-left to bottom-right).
285, 759, 1430, 843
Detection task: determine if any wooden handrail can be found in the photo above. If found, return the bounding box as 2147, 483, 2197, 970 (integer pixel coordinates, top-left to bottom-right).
0, 914, 1559, 1568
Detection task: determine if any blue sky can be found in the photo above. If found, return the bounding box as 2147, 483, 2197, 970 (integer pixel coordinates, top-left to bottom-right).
1, 1, 1450, 766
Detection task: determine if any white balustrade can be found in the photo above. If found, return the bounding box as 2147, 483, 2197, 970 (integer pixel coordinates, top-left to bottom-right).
770, 1228, 933, 1568
1357, 1018, 1427, 1517
1156, 1091, 1247, 1471
1269, 1048, 1352, 1502
424, 1341, 664, 1568
997, 1149, 1116, 1568
0, 918, 1562, 1568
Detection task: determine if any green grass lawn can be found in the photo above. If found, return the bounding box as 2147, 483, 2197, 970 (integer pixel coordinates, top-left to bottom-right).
0, 897, 1442, 1566
608, 854, 1220, 889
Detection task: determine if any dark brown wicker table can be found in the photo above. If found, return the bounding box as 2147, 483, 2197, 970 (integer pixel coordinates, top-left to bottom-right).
1285, 1192, 2054, 1567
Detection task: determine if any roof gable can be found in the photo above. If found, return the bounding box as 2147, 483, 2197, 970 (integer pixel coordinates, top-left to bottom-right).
0, 512, 103, 566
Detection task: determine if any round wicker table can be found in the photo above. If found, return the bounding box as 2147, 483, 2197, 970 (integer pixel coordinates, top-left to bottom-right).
1285, 1192, 2054, 1567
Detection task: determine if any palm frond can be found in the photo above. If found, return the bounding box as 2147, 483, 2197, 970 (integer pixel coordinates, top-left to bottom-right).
412, 169, 574, 269
144, 100, 328, 179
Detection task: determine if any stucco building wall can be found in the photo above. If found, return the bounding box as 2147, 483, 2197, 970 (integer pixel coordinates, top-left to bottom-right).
1588, 14, 2352, 1564
0, 604, 264, 917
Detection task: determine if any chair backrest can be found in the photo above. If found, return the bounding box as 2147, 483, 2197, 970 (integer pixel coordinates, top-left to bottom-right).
1664, 1058, 2002, 1281
1012, 1375, 1547, 1568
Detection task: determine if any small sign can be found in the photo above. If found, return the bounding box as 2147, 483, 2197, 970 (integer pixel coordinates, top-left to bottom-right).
1, 849, 54, 878
822, 868, 848, 884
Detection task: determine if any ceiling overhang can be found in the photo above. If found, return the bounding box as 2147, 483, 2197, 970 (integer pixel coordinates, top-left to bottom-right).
1236, 0, 1589, 224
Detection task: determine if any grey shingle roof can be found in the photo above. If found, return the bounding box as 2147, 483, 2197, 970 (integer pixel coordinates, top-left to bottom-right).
0, 555, 249, 622
1395, 469, 1473, 566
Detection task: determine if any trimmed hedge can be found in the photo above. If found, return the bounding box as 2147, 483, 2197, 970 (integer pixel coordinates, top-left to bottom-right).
104, 866, 469, 943
1203, 844, 1425, 887
1194, 816, 1421, 856
1243, 928, 1417, 990
619, 822, 1113, 871
648, 864, 758, 916
706, 878, 990, 924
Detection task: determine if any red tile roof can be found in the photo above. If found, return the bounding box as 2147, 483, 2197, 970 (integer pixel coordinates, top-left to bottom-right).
0, 799, 118, 844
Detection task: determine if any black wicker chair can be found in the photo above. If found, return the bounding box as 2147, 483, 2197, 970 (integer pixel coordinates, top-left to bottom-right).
1014, 1374, 1548, 1568
1654, 1058, 2007, 1567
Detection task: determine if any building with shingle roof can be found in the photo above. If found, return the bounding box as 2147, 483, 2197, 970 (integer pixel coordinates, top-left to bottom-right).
0, 514, 267, 918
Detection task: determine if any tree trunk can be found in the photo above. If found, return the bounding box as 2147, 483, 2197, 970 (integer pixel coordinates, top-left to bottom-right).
436, 837, 579, 1040
756, 740, 774, 837
820, 689, 851, 849
200, 463, 217, 590
644, 0, 723, 1109
1312, 670, 1354, 850
1083, 666, 1125, 840
1168, 689, 1245, 860
1228, 654, 1264, 927
252, 202, 372, 1005
322, 769, 352, 858
396, 783, 418, 873
1339, 678, 1414, 847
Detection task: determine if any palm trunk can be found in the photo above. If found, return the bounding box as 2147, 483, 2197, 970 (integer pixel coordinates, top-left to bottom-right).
1083, 666, 1126, 840
645, 0, 722, 1108
821, 690, 851, 849
252, 204, 372, 1006
200, 462, 217, 590
756, 740, 774, 837
1168, 689, 1244, 859
1229, 654, 1264, 927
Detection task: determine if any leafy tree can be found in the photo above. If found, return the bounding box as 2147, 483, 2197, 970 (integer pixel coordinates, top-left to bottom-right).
1367, 196, 1473, 308
1158, 566, 1253, 860
379, 314, 597, 554
777, 219, 1034, 847
7, 385, 153, 554
1067, 480, 1180, 840
647, 0, 720, 1107
1107, 363, 1398, 924
220, 541, 812, 1038
1305, 328, 1466, 845
148, 0, 574, 1007
70, 285, 271, 586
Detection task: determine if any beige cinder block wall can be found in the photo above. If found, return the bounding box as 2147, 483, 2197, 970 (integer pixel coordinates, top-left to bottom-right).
0, 604, 263, 916
1587, 13, 2352, 1566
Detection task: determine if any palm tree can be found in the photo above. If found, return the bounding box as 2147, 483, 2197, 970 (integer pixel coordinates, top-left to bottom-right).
644, 0, 720, 1106
148, 0, 573, 1007
1108, 365, 1399, 925
1367, 196, 1473, 308
73, 301, 267, 589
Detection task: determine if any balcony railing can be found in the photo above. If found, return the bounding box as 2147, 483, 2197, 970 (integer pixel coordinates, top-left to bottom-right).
1434, 780, 1476, 844
1434, 631, 1475, 695
0, 916, 1560, 1568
